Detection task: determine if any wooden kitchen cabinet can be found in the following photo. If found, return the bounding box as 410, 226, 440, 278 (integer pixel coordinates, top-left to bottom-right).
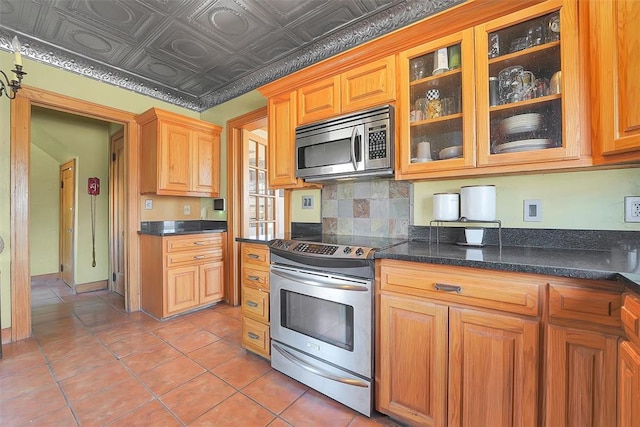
378, 260, 541, 426
240, 242, 271, 359
267, 92, 305, 189
378, 293, 448, 426
297, 56, 396, 126
397, 0, 591, 181
140, 233, 224, 319
544, 326, 618, 427
136, 107, 222, 197
544, 280, 623, 427
619, 292, 640, 427
589, 0, 640, 164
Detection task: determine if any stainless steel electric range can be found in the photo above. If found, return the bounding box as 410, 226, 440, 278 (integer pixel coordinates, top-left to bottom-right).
268, 235, 405, 417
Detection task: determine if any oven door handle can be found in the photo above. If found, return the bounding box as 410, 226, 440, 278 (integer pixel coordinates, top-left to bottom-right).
272, 343, 368, 388
271, 268, 368, 291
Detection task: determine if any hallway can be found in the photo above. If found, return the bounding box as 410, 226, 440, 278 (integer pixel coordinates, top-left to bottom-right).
0, 276, 398, 426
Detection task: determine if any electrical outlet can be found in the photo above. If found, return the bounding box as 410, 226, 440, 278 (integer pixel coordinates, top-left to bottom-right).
183, 204, 191, 215
144, 199, 153, 210
524, 199, 542, 222
624, 196, 640, 222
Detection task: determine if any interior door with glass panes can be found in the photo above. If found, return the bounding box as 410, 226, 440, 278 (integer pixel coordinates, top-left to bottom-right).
398, 28, 476, 179
243, 129, 279, 240
475, 0, 582, 167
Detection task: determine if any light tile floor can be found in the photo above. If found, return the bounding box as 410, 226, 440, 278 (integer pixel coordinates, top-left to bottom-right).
0, 276, 402, 426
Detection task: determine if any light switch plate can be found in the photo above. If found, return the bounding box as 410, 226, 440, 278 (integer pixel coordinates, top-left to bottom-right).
302, 195, 314, 209
524, 199, 542, 222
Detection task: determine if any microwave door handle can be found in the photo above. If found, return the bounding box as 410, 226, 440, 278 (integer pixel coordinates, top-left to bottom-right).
350, 126, 359, 171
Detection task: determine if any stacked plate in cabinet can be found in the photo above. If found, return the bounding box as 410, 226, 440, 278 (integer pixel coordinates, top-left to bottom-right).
495, 113, 552, 153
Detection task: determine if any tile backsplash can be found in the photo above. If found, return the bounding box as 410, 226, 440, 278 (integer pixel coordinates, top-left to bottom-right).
322, 180, 412, 238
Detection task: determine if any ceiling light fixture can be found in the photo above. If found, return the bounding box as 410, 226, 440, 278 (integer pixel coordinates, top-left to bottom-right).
1, 36, 26, 99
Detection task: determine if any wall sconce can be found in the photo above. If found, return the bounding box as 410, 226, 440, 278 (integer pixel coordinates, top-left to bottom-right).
1, 36, 26, 99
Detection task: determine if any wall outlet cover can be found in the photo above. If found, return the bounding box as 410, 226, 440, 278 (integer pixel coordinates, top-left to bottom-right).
524, 199, 542, 222
302, 195, 314, 209
144, 199, 153, 210
624, 196, 640, 222
183, 204, 191, 215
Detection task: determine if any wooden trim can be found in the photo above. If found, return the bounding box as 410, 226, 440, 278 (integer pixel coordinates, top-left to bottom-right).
10, 85, 139, 342
30, 272, 60, 282
259, 0, 544, 97
75, 280, 108, 294
226, 107, 267, 307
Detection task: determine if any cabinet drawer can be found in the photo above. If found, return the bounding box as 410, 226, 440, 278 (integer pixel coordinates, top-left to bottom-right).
243, 267, 269, 291
242, 287, 269, 323
241, 244, 270, 269
167, 249, 222, 267
379, 260, 540, 316
242, 317, 270, 359
622, 293, 640, 346
166, 234, 222, 252
549, 283, 622, 328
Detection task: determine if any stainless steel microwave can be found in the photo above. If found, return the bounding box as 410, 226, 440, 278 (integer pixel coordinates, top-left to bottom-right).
295, 105, 394, 182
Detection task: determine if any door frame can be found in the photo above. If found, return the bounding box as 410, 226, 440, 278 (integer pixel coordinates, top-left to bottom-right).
59, 158, 76, 287
226, 107, 267, 306
10, 86, 140, 341
110, 129, 125, 295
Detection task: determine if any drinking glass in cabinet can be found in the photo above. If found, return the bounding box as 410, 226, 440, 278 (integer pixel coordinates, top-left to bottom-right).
411, 57, 426, 81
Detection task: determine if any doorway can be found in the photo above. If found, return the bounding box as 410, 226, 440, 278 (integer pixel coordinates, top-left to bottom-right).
10, 87, 140, 341
110, 130, 125, 296
59, 159, 75, 286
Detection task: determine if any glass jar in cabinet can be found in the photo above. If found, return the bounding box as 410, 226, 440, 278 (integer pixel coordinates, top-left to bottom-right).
475, 0, 585, 168
398, 28, 476, 179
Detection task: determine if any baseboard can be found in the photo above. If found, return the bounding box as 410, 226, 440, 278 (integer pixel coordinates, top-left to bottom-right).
75, 280, 108, 294
1, 327, 11, 345
30, 272, 60, 282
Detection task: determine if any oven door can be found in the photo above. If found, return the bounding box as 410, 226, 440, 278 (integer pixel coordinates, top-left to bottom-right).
269, 263, 372, 379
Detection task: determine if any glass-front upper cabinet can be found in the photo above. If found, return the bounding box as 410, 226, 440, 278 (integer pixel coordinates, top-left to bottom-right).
475, 0, 583, 167
397, 28, 476, 179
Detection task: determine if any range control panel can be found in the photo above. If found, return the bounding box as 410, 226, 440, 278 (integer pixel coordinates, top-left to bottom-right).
269, 239, 374, 259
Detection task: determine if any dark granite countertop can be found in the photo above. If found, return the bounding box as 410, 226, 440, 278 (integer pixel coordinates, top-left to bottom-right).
139, 220, 227, 236
376, 241, 640, 291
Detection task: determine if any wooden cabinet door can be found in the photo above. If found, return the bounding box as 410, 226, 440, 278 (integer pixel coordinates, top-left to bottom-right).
191, 129, 219, 196
199, 261, 224, 305
448, 307, 539, 427
166, 265, 199, 315
297, 75, 341, 125
590, 0, 640, 163
378, 293, 448, 426
158, 121, 191, 193
268, 92, 302, 188
341, 56, 396, 113
619, 340, 640, 427
545, 325, 617, 427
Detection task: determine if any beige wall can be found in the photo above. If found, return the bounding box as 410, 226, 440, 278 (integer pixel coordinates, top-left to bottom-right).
139, 195, 202, 221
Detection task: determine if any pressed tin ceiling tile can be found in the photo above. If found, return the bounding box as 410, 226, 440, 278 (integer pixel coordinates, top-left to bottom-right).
0, 0, 463, 111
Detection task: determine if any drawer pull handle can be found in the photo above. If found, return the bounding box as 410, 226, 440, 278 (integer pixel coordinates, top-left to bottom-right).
193, 255, 206, 259
248, 275, 260, 281
248, 253, 260, 259
248, 332, 260, 340
194, 241, 206, 246
247, 300, 259, 308
434, 283, 462, 293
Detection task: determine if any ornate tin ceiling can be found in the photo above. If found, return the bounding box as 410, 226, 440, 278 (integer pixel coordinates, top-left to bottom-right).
0, 0, 462, 111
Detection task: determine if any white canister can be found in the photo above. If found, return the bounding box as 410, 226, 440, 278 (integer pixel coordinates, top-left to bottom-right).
460, 185, 496, 221
433, 193, 459, 221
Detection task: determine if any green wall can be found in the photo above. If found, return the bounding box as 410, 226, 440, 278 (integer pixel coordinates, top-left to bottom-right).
29, 144, 60, 276
0, 51, 201, 329
30, 108, 113, 285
